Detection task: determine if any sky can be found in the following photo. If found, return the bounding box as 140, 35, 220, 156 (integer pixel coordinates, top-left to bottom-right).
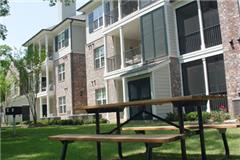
0, 0, 89, 49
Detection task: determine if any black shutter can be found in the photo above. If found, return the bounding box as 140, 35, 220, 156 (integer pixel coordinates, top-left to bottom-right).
64, 29, 69, 47
88, 12, 94, 33
55, 36, 58, 52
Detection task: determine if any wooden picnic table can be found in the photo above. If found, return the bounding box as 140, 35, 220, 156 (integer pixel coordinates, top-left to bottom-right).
50, 95, 226, 160
79, 95, 226, 160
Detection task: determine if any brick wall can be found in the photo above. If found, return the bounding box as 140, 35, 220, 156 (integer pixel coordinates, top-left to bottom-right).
169, 57, 182, 97
218, 0, 240, 116
54, 54, 73, 116
71, 53, 87, 114
85, 38, 105, 105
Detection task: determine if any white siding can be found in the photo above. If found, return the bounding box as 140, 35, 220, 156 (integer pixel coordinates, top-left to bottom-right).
152, 64, 173, 117
165, 3, 178, 56
71, 24, 86, 54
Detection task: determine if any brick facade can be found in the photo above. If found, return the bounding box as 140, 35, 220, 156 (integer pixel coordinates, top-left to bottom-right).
169, 57, 182, 97
218, 0, 240, 116
71, 54, 87, 114
85, 38, 105, 105
54, 53, 87, 116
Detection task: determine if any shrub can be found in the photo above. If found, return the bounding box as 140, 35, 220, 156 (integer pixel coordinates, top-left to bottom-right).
210, 111, 230, 123
186, 112, 210, 123
165, 112, 179, 122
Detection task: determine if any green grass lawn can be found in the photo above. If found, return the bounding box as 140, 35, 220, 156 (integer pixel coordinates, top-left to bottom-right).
1, 124, 240, 160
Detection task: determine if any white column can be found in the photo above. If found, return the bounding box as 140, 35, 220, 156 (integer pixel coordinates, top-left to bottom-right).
38, 41, 42, 93
119, 27, 125, 69
118, 0, 122, 20
197, 0, 206, 50
105, 80, 109, 120
103, 35, 108, 74
202, 58, 210, 112
39, 97, 42, 118
102, 0, 106, 27
137, 0, 140, 10
122, 77, 129, 120
45, 35, 50, 117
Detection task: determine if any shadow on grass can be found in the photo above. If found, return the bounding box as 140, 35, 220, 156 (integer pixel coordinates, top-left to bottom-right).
122, 153, 240, 160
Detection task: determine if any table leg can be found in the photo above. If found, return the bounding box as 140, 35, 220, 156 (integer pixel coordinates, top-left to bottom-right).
116, 111, 123, 159
177, 106, 187, 160
197, 105, 206, 160
61, 141, 69, 160
95, 112, 101, 160
218, 129, 230, 157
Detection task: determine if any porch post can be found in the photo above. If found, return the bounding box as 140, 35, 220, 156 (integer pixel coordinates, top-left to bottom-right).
122, 77, 129, 120
197, 0, 206, 50
118, 0, 122, 20
45, 35, 50, 117
119, 27, 125, 69
202, 58, 210, 112
103, 35, 108, 74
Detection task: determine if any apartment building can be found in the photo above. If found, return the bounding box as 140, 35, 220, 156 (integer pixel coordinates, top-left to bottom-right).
78, 0, 240, 122
19, 1, 87, 120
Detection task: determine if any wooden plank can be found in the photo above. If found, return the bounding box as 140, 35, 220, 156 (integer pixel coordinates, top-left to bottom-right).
76, 95, 226, 111
48, 134, 184, 143
122, 123, 240, 131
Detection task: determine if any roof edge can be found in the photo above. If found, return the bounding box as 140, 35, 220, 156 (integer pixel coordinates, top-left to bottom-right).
77, 0, 93, 12
23, 18, 85, 47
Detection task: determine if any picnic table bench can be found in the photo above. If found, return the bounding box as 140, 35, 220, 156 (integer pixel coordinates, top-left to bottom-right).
122, 123, 240, 157
49, 134, 184, 160
49, 95, 226, 160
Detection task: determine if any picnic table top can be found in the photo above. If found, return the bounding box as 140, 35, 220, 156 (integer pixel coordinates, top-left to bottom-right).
48, 134, 184, 143
122, 123, 240, 131
76, 95, 226, 111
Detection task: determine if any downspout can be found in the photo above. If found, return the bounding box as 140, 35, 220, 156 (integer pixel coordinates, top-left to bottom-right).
70, 19, 74, 115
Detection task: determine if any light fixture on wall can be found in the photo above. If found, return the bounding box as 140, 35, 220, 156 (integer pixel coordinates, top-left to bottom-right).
229, 39, 235, 49
237, 37, 240, 43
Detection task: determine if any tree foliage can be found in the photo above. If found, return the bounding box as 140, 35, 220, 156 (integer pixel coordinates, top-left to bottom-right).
0, 0, 10, 40
2, 44, 46, 124
45, 0, 75, 6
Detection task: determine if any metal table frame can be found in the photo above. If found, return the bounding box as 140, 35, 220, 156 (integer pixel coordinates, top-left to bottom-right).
89, 99, 209, 160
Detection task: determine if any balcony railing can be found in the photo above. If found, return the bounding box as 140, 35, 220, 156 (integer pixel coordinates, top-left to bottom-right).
105, 8, 119, 26
107, 54, 121, 72
139, 0, 158, 9
204, 24, 222, 48
179, 31, 201, 54
121, 0, 138, 17
125, 46, 142, 66
210, 92, 228, 111
41, 81, 46, 92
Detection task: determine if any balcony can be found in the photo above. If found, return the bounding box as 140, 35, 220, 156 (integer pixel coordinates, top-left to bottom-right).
107, 54, 121, 72
121, 0, 138, 18
125, 46, 142, 66
105, 8, 119, 26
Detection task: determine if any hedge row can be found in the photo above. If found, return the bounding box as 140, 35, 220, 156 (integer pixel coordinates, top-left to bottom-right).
166, 111, 231, 123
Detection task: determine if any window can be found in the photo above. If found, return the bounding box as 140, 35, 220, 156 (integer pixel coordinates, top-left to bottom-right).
176, 1, 201, 54
95, 88, 106, 105
206, 55, 226, 93
201, 0, 222, 48
55, 29, 69, 51
58, 96, 66, 113
88, 5, 103, 33
176, 0, 222, 54
94, 46, 104, 69
141, 7, 168, 61
58, 64, 65, 81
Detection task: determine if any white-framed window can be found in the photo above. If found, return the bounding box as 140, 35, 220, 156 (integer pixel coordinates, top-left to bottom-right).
58, 63, 65, 82
95, 88, 106, 105
94, 46, 104, 69
55, 29, 69, 51
88, 5, 103, 33
58, 96, 66, 113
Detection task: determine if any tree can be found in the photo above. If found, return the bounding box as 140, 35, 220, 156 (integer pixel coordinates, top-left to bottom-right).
45, 0, 75, 6
3, 45, 46, 124
0, 0, 10, 40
